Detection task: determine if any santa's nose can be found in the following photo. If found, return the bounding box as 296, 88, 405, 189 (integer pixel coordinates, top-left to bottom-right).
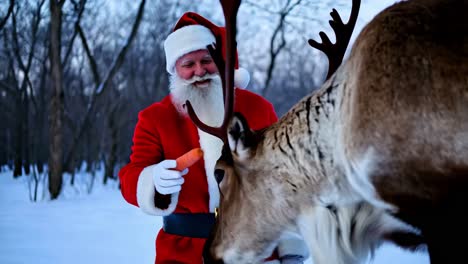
194, 64, 207, 77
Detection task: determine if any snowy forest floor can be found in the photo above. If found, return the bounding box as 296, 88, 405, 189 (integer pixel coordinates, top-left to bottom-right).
0, 168, 429, 264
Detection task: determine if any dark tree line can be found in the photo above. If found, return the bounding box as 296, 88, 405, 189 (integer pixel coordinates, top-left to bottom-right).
0, 0, 337, 199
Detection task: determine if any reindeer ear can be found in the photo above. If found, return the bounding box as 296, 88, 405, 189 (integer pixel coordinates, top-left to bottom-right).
227, 113, 254, 159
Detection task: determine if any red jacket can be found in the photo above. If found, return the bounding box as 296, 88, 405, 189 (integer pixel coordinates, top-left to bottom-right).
119, 88, 307, 263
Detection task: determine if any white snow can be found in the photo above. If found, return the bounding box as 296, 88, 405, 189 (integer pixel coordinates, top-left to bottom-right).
0, 168, 158, 264
0, 167, 429, 264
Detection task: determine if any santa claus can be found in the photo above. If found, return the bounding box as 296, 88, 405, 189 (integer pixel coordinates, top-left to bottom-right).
118, 11, 308, 264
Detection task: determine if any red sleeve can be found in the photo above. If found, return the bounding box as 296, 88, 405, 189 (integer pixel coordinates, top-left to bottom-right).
118, 108, 163, 207
267, 100, 278, 125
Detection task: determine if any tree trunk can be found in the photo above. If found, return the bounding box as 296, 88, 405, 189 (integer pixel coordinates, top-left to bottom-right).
13, 94, 23, 178
24, 93, 31, 175
48, 0, 64, 200
103, 112, 118, 185
36, 53, 48, 176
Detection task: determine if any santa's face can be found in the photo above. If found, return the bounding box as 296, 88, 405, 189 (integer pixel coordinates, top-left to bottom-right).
170, 55, 224, 126
175, 49, 219, 88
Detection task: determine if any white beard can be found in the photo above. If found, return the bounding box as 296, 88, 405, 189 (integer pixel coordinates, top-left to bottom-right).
169, 73, 225, 127
169, 73, 225, 212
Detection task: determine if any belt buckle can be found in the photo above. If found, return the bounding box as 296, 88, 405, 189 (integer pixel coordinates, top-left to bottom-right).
215, 207, 219, 218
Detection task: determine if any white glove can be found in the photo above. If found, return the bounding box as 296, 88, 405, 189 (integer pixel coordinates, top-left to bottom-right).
152, 160, 188, 195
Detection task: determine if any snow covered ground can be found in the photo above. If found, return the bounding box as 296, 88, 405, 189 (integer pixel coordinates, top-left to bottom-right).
0, 168, 429, 264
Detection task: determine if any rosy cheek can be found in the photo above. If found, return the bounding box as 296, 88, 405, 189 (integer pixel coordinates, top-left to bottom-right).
177, 68, 194, 80
206, 64, 218, 74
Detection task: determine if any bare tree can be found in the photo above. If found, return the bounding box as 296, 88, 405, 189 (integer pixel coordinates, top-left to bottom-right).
0, 0, 47, 177
48, 0, 65, 199
63, 0, 146, 178
11, 0, 46, 177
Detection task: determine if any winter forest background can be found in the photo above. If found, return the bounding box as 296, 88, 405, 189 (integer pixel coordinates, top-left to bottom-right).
0, 0, 429, 263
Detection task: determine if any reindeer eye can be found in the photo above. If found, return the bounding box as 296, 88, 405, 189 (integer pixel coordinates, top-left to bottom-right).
229, 122, 242, 139
214, 169, 225, 184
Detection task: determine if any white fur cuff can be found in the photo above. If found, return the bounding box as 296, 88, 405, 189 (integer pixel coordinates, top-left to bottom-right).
264, 260, 280, 264
136, 165, 179, 216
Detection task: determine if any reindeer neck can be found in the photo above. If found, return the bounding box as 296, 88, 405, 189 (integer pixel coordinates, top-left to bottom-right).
267, 65, 384, 208
264, 69, 347, 197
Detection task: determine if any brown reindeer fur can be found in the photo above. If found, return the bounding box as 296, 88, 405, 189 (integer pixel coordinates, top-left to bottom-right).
343, 0, 468, 260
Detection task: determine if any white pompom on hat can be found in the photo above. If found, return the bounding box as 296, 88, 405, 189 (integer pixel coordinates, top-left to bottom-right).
163, 12, 250, 89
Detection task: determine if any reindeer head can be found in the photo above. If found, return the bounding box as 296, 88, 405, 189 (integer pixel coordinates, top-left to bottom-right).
203, 112, 313, 263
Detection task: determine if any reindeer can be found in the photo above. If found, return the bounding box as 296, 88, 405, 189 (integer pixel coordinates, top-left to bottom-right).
185, 0, 468, 263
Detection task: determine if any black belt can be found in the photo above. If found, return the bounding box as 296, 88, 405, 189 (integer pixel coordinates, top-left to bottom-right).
162, 213, 216, 238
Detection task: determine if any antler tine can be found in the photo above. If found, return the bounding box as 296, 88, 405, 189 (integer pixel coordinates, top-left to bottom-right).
308, 0, 361, 80
186, 0, 241, 145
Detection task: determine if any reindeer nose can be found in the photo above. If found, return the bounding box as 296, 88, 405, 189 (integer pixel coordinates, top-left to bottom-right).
214, 169, 225, 184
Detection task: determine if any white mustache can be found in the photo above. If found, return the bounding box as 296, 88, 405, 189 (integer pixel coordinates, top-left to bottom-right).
180, 73, 219, 85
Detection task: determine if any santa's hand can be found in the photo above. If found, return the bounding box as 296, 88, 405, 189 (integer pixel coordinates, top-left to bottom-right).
151, 160, 188, 195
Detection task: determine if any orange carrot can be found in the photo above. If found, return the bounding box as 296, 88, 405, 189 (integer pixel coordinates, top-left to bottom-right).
175, 148, 204, 171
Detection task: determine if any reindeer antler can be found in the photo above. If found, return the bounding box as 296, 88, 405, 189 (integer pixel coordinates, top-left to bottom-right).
308, 0, 361, 80
186, 0, 241, 145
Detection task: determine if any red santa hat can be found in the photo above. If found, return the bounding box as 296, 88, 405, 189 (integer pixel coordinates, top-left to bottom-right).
164, 12, 250, 89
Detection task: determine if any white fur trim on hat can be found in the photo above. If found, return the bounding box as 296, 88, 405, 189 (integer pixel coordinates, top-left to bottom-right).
164, 25, 216, 75
136, 165, 179, 216
235, 67, 250, 89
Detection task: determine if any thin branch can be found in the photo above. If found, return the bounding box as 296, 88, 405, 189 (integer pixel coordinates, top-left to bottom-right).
262, 0, 303, 96
77, 24, 100, 85
243, 0, 278, 15
96, 0, 146, 95
11, 0, 45, 110
0, 0, 14, 31
10, 6, 26, 85
62, 0, 86, 67
285, 0, 302, 14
